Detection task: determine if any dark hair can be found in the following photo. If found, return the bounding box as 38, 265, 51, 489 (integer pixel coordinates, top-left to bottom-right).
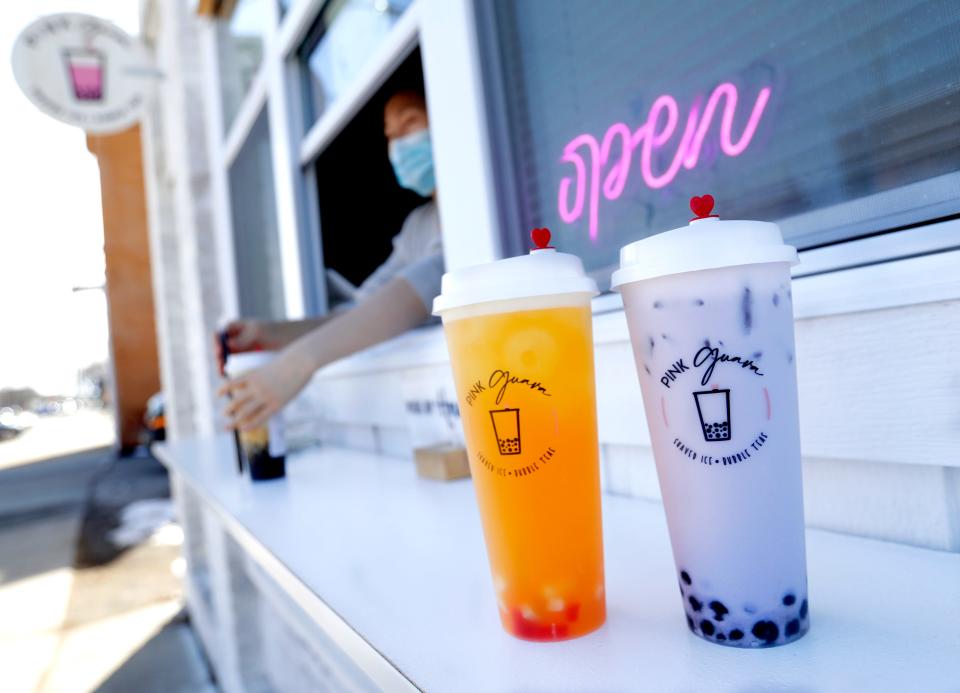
379, 49, 426, 109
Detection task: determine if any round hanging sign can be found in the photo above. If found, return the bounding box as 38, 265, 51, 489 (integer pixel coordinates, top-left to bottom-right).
11, 13, 152, 134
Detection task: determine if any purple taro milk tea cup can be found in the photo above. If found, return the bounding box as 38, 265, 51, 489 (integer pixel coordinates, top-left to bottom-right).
611, 194, 809, 648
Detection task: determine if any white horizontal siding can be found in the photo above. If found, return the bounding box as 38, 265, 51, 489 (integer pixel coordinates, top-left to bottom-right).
794, 300, 960, 464
292, 297, 960, 551
305, 299, 960, 468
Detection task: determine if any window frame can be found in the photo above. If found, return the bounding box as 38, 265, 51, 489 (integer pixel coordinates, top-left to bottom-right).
295, 4, 420, 167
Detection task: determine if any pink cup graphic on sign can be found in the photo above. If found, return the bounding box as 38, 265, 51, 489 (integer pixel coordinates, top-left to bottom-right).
63, 48, 104, 101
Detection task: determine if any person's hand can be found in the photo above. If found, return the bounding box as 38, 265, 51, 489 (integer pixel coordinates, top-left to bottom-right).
218, 353, 312, 431
214, 319, 269, 375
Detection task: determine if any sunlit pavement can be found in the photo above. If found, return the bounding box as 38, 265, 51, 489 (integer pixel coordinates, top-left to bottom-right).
0, 415, 215, 692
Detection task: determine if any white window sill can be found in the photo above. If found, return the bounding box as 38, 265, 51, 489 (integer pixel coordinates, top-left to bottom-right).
317, 242, 960, 383
156, 439, 960, 691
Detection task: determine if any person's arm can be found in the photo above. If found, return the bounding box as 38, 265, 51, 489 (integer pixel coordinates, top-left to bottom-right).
215, 315, 334, 375
258, 316, 334, 347
219, 275, 430, 430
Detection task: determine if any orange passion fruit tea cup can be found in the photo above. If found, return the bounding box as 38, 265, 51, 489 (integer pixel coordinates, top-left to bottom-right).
432, 228, 606, 641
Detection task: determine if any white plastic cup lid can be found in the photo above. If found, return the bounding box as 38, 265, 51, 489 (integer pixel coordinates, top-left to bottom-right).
223, 351, 274, 378
610, 195, 798, 289
432, 227, 598, 314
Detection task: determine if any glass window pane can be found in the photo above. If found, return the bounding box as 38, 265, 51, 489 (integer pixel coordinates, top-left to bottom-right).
218, 0, 271, 130
483, 0, 960, 283
298, 0, 413, 127
228, 110, 286, 319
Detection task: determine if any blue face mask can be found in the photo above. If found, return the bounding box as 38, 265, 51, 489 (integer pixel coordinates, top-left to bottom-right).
389, 128, 436, 197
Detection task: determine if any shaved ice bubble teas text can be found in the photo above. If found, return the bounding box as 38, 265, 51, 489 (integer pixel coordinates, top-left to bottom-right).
433, 229, 606, 641
612, 196, 809, 648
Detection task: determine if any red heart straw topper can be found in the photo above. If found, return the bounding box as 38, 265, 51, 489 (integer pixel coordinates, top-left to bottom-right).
689, 194, 720, 221
531, 227, 554, 249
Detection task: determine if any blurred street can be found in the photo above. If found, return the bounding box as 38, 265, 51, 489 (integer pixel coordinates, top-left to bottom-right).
0, 410, 115, 471
0, 415, 215, 693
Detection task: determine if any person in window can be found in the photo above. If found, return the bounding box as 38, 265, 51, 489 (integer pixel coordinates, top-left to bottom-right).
217, 86, 443, 431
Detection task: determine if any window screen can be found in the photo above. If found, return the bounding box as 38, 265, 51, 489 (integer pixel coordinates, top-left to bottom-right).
229, 110, 286, 319
218, 0, 271, 130
481, 0, 960, 283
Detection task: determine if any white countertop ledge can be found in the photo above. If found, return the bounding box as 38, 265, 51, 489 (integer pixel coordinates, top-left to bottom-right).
156, 438, 960, 692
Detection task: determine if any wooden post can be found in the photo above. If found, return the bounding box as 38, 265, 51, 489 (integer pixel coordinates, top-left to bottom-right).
87, 125, 161, 454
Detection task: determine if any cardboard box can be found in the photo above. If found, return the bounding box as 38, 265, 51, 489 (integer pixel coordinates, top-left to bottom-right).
413, 444, 471, 481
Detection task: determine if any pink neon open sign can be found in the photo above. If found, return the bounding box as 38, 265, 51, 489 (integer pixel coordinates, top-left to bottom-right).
558, 82, 772, 240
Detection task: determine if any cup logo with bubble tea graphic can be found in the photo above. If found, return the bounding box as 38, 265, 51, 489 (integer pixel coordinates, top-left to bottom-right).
657, 345, 771, 467
489, 408, 522, 455
464, 369, 558, 478
693, 388, 731, 442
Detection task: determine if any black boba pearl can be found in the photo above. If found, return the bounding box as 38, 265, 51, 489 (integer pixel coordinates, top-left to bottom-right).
716, 633, 726, 641
785, 619, 800, 637
681, 570, 692, 585
800, 599, 808, 619
709, 601, 728, 621
729, 629, 744, 641
688, 596, 702, 612
686, 615, 695, 631
679, 581, 685, 596
700, 620, 715, 636
752, 620, 779, 644
783, 594, 796, 606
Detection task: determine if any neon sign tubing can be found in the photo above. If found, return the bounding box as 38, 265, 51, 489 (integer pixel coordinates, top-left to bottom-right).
558, 82, 772, 240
